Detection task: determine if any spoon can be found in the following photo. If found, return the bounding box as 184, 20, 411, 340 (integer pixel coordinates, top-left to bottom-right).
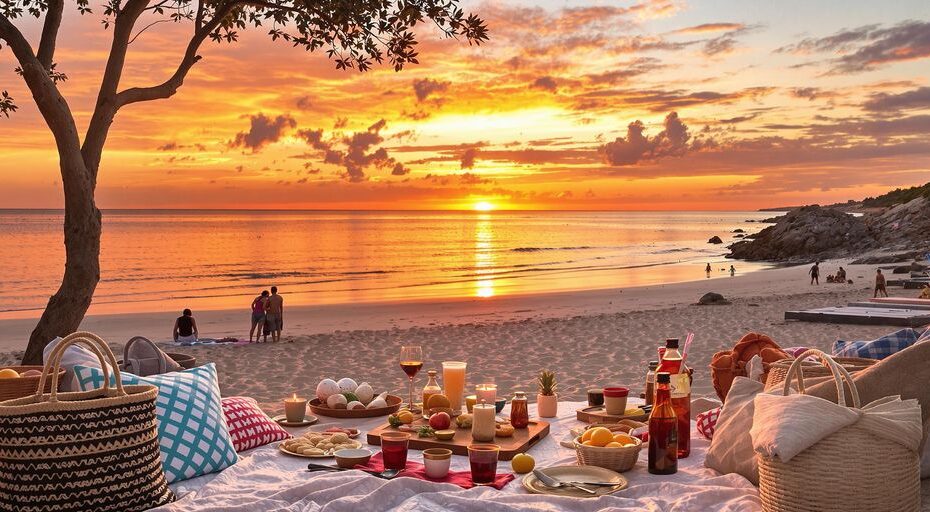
306, 462, 401, 479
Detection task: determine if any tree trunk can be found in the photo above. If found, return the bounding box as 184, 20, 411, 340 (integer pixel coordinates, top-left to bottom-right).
21, 156, 100, 364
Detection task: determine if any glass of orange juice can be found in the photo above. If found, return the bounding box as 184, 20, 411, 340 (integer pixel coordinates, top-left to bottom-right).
442, 361, 466, 413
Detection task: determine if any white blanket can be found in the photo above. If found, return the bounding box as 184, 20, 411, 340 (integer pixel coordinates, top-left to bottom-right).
158, 402, 761, 511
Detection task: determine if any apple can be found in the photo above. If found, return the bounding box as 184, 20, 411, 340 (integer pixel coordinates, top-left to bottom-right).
428, 411, 451, 430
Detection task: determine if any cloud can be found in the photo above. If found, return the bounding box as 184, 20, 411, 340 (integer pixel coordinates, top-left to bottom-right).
157, 142, 179, 151
791, 87, 820, 101
672, 23, 746, 35
297, 119, 409, 182
412, 78, 450, 102
530, 76, 558, 92
863, 87, 930, 112
229, 113, 297, 152
460, 147, 479, 169
599, 112, 695, 165
777, 21, 930, 73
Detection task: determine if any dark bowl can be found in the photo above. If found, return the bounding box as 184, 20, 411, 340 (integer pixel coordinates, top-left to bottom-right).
494, 398, 506, 413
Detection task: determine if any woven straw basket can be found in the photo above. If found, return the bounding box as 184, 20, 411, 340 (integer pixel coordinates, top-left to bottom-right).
764, 356, 876, 393
0, 365, 66, 401
0, 332, 175, 512
757, 350, 920, 512
573, 433, 643, 473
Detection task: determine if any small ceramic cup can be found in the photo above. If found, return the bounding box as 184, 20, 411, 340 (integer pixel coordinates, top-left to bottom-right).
422, 448, 452, 479
603, 386, 629, 415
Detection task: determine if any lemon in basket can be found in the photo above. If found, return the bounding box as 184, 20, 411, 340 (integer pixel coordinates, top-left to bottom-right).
588, 427, 614, 447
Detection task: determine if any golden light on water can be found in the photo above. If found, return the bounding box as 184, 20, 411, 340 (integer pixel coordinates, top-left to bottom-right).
473, 201, 495, 211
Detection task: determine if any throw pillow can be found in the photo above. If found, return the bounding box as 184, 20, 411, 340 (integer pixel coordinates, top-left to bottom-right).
705, 376, 766, 484
222, 396, 291, 452
74, 363, 238, 483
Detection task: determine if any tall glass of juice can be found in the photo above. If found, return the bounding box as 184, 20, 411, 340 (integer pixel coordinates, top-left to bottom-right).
467, 444, 500, 485
442, 361, 467, 413
381, 432, 410, 470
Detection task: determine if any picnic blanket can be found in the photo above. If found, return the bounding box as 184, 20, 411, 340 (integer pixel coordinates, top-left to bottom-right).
157, 401, 762, 511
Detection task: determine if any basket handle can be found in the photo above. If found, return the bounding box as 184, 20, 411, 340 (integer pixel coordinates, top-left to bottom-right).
36, 331, 126, 402
781, 349, 860, 408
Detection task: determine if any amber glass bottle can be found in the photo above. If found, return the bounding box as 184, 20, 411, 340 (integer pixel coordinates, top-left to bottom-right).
658, 338, 690, 458
648, 372, 678, 475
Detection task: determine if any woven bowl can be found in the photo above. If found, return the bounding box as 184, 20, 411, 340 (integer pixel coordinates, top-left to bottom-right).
572, 435, 643, 473
0, 366, 66, 401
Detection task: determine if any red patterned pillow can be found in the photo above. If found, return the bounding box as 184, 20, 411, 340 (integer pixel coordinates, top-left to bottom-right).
696, 406, 721, 440
221, 396, 291, 452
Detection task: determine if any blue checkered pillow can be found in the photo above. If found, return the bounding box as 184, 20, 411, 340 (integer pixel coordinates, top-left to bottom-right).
74, 363, 238, 483
833, 328, 928, 359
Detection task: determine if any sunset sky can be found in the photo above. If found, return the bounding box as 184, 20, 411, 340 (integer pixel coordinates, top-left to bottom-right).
1, 0, 929, 210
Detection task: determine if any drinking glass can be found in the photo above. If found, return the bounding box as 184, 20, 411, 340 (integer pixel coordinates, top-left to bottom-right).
442, 361, 467, 413
381, 432, 411, 470
467, 444, 500, 485
399, 346, 423, 411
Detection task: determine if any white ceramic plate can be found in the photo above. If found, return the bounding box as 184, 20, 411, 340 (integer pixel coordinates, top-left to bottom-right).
522, 465, 627, 498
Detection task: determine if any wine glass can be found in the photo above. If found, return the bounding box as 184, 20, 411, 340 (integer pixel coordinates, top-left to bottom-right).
399, 345, 423, 412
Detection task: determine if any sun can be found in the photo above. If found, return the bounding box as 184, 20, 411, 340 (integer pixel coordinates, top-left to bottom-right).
473, 201, 495, 211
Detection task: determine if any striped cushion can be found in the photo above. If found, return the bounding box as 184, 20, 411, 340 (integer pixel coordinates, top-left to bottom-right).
74, 363, 238, 483
222, 396, 290, 451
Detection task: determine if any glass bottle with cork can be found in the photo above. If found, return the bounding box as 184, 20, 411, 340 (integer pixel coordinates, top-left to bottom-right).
657, 337, 690, 458
648, 372, 678, 475
422, 370, 441, 409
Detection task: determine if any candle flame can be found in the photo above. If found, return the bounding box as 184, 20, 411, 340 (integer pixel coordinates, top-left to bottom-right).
291, 393, 297, 400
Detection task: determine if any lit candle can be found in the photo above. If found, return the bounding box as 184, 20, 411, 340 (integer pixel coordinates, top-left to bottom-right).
475, 383, 497, 404
284, 393, 307, 423
465, 395, 478, 413
471, 402, 496, 442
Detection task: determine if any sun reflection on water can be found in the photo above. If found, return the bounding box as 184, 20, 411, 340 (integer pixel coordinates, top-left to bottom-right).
473, 215, 496, 298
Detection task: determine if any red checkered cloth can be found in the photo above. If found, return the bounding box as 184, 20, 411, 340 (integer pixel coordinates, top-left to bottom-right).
222, 396, 291, 452
696, 406, 721, 440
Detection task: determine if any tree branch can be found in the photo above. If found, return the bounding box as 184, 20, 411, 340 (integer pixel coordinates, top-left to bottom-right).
36, 0, 64, 70
0, 15, 82, 158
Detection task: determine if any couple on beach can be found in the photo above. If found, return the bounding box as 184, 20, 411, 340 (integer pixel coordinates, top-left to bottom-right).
249, 286, 285, 343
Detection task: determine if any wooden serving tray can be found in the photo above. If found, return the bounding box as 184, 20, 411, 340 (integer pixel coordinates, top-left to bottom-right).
366, 420, 550, 461
576, 406, 649, 424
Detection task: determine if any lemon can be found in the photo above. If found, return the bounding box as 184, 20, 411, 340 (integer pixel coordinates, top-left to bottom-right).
396, 410, 414, 424
588, 427, 614, 447
605, 442, 623, 448
613, 433, 635, 445
0, 369, 19, 379
581, 428, 594, 443
511, 453, 535, 474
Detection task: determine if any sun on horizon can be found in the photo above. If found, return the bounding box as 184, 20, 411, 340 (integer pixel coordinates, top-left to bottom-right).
473, 201, 495, 212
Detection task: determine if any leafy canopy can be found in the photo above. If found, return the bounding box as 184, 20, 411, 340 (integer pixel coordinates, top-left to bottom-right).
0, 0, 489, 116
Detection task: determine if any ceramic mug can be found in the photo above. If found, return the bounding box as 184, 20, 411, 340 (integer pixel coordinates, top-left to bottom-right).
603, 386, 629, 415
422, 448, 452, 479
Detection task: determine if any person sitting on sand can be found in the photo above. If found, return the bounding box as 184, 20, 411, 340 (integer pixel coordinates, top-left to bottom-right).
173, 309, 199, 344
874, 269, 888, 298
920, 284, 930, 300
249, 290, 269, 343
265, 286, 285, 343
836, 267, 847, 282
809, 262, 820, 285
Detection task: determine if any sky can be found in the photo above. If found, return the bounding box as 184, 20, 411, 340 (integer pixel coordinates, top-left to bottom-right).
1, 0, 929, 210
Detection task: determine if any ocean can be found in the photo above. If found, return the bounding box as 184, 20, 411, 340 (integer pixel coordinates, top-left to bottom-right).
0, 210, 775, 319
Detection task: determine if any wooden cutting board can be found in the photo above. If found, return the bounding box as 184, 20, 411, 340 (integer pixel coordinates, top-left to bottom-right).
575, 405, 649, 424
366, 420, 550, 461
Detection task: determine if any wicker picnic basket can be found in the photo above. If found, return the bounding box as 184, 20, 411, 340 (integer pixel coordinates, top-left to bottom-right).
757, 350, 920, 512
764, 355, 877, 392
0, 332, 175, 512
570, 422, 645, 473
0, 365, 65, 401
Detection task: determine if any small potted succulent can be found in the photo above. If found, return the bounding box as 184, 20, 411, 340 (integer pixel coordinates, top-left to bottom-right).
536, 369, 558, 418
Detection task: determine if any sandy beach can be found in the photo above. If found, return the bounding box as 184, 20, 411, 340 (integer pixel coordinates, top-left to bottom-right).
1, 259, 915, 414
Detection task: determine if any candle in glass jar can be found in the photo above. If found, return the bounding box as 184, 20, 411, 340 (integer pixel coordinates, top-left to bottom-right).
284, 393, 307, 423
471, 402, 496, 442
465, 395, 478, 413
475, 383, 497, 404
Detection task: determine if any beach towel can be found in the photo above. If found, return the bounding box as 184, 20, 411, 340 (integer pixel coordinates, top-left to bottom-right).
832, 327, 928, 359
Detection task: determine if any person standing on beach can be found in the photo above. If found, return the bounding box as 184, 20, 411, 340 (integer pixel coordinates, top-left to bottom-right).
809, 262, 820, 285
173, 309, 198, 344
705, 263, 712, 277
266, 286, 285, 343
874, 269, 888, 298
249, 290, 269, 343
729, 265, 735, 277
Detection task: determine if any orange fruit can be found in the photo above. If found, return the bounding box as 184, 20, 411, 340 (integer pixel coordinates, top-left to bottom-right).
605, 442, 623, 448
588, 427, 614, 447
581, 429, 595, 443
582, 440, 596, 446
613, 433, 635, 445
426, 394, 451, 410
0, 369, 19, 379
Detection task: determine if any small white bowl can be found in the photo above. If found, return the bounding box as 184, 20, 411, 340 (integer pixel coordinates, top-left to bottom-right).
334, 448, 372, 468
422, 448, 452, 479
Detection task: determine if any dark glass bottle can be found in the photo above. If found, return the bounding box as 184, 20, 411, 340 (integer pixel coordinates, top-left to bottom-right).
510, 391, 529, 429
648, 372, 678, 475
658, 338, 690, 458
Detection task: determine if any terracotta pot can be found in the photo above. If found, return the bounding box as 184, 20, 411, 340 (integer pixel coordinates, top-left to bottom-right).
537, 393, 558, 418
